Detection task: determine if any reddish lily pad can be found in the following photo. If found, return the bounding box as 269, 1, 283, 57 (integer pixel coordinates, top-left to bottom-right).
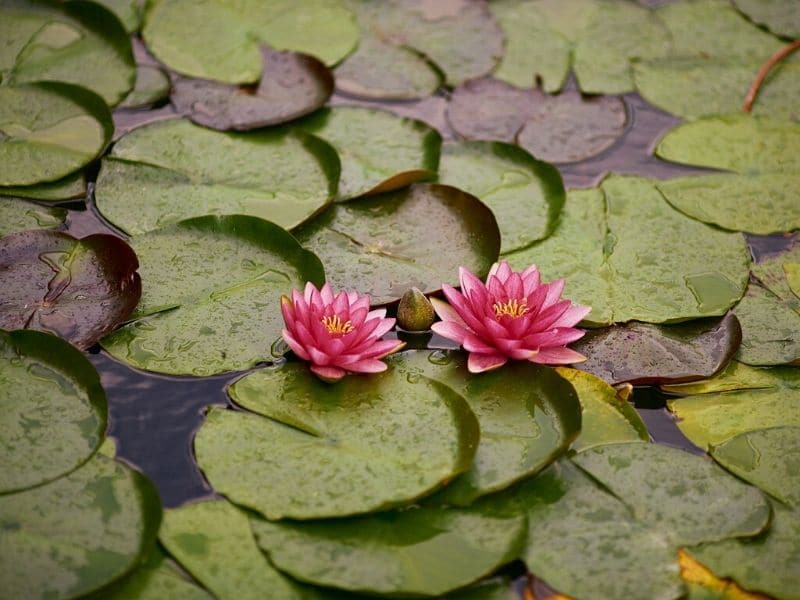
0, 230, 141, 349
171, 46, 334, 131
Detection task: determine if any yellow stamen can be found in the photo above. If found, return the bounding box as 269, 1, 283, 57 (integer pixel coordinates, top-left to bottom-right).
321, 314, 354, 335
493, 298, 529, 319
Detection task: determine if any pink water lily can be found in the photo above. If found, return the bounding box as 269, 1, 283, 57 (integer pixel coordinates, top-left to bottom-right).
281, 282, 405, 382
431, 262, 591, 373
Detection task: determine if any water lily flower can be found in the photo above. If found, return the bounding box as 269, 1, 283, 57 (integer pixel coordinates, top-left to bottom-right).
431, 262, 591, 373
281, 282, 405, 382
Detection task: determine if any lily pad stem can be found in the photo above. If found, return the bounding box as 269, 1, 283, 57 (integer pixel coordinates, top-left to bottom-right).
742, 39, 800, 113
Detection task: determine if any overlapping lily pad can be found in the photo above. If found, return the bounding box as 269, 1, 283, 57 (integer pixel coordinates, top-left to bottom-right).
101, 215, 324, 376
120, 65, 170, 109
0, 453, 161, 600
171, 47, 333, 131
0, 330, 106, 493
0, 170, 86, 202
0, 83, 113, 186
143, 0, 359, 81
0, 0, 135, 105
96, 0, 143, 34
437, 141, 564, 253
388, 350, 581, 505
0, 198, 66, 237
0, 230, 141, 348
733, 0, 800, 38
94, 119, 337, 235
504, 176, 751, 325
294, 183, 500, 305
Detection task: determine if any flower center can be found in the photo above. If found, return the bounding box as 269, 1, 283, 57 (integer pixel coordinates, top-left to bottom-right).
321, 314, 354, 335
493, 298, 529, 320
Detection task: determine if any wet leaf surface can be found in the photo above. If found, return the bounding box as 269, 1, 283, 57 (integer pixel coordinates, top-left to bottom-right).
200, 362, 479, 519
0, 198, 66, 237
101, 215, 324, 376
0, 230, 141, 349
120, 65, 170, 109
437, 141, 564, 253
733, 0, 800, 38
0, 453, 161, 600
0, 83, 112, 187
171, 47, 333, 131
573, 313, 742, 385
296, 106, 440, 200
94, 119, 336, 235
733, 283, 800, 366
0, 170, 87, 202
388, 350, 581, 505
505, 176, 751, 325
0, 330, 106, 493
95, 0, 142, 34
294, 183, 500, 305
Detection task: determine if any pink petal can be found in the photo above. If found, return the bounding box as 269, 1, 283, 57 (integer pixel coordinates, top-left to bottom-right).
332, 290, 348, 314
522, 267, 541, 297
281, 329, 310, 360
366, 308, 387, 320
462, 332, 497, 354
310, 365, 346, 382
526, 300, 571, 333
320, 283, 334, 304
308, 284, 322, 309
493, 337, 524, 355
280, 295, 295, 325
443, 285, 489, 336
293, 320, 317, 349
359, 339, 405, 359
303, 281, 316, 303
430, 297, 468, 328
349, 296, 371, 316
525, 327, 586, 349
551, 304, 592, 328
508, 347, 538, 360
493, 261, 513, 283
340, 359, 388, 374
347, 290, 359, 304
349, 306, 369, 329
542, 279, 566, 309
487, 275, 505, 301
530, 347, 587, 365
459, 267, 486, 299
365, 317, 395, 340
503, 272, 524, 300
431, 320, 470, 345
308, 346, 331, 366
468, 352, 508, 373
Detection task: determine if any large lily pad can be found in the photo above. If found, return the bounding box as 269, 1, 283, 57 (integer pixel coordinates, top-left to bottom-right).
573, 313, 742, 385
293, 183, 501, 305
0, 329, 106, 493
250, 506, 526, 597
490, 0, 669, 94
0, 83, 113, 186
437, 141, 564, 253
171, 47, 333, 131
0, 170, 86, 202
200, 362, 479, 519
665, 362, 800, 450
101, 215, 324, 376
733, 0, 800, 38
0, 0, 135, 105
655, 116, 800, 235
504, 176, 751, 325
0, 197, 66, 237
734, 283, 800, 366
0, 230, 141, 348
94, 119, 337, 235
142, 0, 358, 81
388, 350, 581, 505
0, 453, 161, 600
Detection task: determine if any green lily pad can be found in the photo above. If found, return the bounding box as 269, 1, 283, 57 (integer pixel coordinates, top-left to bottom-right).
293, 183, 501, 305
437, 141, 564, 253
556, 368, 648, 452
120, 65, 171, 109
297, 106, 440, 201
94, 119, 337, 235
786, 263, 800, 299
504, 176, 751, 325
573, 442, 770, 546
0, 170, 86, 202
0, 453, 161, 600
490, 0, 669, 94
160, 499, 300, 599
142, 0, 358, 81
95, 0, 143, 33
733, 0, 800, 38
171, 47, 333, 131
387, 350, 581, 505
0, 230, 141, 349
441, 578, 518, 600
0, 83, 113, 186
101, 215, 324, 376
665, 362, 800, 450
655, 116, 800, 235
733, 283, 800, 366
202, 362, 479, 519
0, 329, 106, 493
0, 197, 66, 237
0, 0, 135, 105
573, 313, 742, 385
250, 505, 526, 597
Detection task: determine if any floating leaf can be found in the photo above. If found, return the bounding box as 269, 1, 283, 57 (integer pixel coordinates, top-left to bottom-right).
504, 176, 751, 325
665, 362, 800, 450
655, 116, 800, 235
0, 198, 66, 237
297, 106, 440, 201
202, 363, 479, 519
0, 83, 112, 187
733, 0, 800, 38
95, 0, 143, 33
0, 0, 135, 105
0, 230, 141, 348
388, 350, 581, 505
441, 578, 519, 600
250, 506, 526, 597
733, 283, 800, 366
0, 170, 86, 202
294, 183, 500, 305
678, 549, 768, 600
0, 330, 106, 493
171, 47, 333, 131
120, 65, 171, 109
0, 453, 161, 600
573, 313, 742, 385
437, 141, 564, 253
556, 368, 648, 452
101, 215, 324, 376
142, 0, 358, 81
94, 119, 337, 235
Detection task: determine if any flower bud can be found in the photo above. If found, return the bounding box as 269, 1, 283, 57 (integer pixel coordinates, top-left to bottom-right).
397, 287, 435, 332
